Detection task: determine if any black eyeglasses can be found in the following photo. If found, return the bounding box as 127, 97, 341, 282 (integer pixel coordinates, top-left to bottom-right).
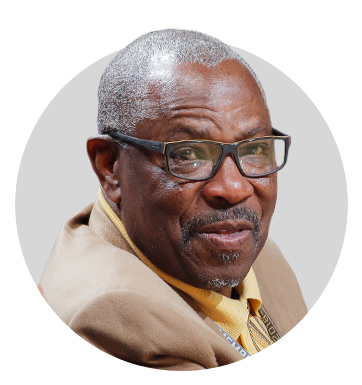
106, 128, 291, 181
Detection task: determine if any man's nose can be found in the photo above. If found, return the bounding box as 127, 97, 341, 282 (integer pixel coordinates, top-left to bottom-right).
201, 155, 254, 206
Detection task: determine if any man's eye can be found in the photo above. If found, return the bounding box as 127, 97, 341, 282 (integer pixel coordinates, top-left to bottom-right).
171, 148, 204, 161
241, 143, 269, 156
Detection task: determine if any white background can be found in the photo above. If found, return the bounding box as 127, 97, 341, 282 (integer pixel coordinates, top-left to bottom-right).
2, 1, 361, 383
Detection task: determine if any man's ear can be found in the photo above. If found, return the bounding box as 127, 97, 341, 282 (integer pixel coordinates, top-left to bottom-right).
87, 136, 122, 205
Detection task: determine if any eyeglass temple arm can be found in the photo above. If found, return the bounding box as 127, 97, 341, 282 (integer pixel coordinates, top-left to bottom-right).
106, 131, 165, 153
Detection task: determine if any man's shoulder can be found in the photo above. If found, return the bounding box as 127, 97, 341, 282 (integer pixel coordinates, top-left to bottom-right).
39, 201, 142, 324
39, 201, 209, 326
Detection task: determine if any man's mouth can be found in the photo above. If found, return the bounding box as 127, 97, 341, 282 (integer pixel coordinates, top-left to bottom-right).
196, 222, 253, 249
180, 206, 262, 247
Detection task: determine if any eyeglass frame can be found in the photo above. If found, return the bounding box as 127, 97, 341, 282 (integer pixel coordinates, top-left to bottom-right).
106, 128, 291, 181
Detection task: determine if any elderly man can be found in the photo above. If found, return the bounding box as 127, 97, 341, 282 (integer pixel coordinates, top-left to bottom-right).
39, 29, 307, 370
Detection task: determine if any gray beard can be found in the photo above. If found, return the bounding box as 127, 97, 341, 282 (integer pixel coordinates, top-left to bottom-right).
196, 272, 243, 290
180, 206, 262, 290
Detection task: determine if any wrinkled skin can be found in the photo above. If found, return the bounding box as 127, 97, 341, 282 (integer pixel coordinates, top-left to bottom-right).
88, 59, 277, 298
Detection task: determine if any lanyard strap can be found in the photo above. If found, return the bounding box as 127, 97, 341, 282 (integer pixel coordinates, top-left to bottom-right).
258, 305, 281, 342
215, 305, 281, 358
214, 323, 251, 358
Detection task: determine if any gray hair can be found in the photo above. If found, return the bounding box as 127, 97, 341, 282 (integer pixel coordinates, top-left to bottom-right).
97, 29, 267, 135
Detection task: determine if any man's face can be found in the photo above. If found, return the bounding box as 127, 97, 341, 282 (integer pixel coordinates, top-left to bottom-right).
116, 59, 277, 293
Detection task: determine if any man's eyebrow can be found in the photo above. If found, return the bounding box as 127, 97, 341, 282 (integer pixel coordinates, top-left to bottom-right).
167, 126, 210, 140
168, 125, 272, 141
176, 126, 205, 135
241, 126, 271, 138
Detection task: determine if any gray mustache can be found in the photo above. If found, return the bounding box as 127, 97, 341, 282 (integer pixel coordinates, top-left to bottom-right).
181, 207, 261, 245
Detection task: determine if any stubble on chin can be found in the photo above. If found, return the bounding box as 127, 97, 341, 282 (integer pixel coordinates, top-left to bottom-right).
196, 271, 243, 290
179, 207, 263, 291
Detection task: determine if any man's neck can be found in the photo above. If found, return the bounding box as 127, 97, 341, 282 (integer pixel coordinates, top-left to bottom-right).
213, 287, 233, 298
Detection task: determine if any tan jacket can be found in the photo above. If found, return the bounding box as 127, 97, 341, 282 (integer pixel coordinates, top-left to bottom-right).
39, 200, 307, 370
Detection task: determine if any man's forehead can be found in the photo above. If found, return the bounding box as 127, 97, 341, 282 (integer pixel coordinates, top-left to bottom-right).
135, 59, 270, 141
147, 60, 264, 112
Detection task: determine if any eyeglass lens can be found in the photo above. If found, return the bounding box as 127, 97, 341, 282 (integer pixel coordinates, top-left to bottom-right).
167, 138, 286, 179
168, 142, 222, 179
237, 138, 285, 176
